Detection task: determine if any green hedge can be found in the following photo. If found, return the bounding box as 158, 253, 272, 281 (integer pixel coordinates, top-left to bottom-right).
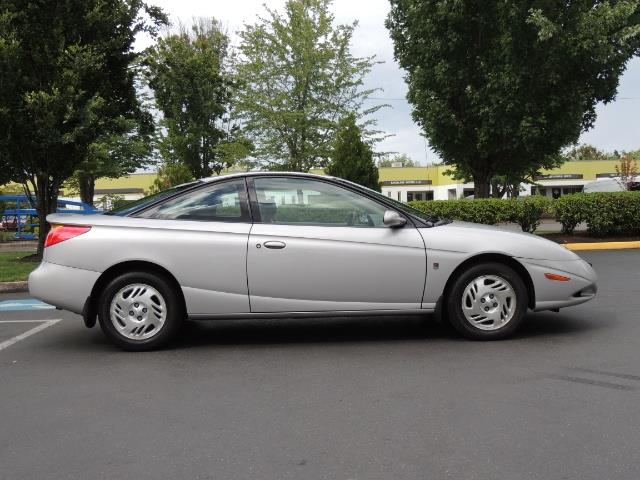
554, 192, 640, 237
410, 197, 552, 233
410, 192, 640, 236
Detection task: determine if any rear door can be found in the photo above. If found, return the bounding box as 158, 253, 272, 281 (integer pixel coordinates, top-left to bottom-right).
246, 176, 427, 313
133, 178, 252, 315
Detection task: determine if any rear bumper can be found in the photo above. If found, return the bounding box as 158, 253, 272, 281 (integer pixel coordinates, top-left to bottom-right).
28, 262, 100, 314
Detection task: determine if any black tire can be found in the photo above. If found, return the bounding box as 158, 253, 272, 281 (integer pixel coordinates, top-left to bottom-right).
97, 271, 183, 351
446, 262, 528, 340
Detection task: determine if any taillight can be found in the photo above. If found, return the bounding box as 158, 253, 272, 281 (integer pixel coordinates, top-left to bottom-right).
44, 225, 91, 248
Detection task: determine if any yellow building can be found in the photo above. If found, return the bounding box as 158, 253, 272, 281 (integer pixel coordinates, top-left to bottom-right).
2, 159, 623, 204
375, 159, 621, 201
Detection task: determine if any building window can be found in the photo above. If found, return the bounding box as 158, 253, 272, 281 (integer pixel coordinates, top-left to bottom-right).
397, 191, 401, 201
407, 191, 433, 201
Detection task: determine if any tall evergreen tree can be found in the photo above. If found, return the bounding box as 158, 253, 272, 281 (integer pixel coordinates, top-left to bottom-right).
326, 115, 379, 191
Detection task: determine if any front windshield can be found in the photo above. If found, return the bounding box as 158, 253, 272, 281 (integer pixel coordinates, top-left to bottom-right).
104, 181, 201, 216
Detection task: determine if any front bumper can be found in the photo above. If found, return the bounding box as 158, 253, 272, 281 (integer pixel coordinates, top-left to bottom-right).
28, 262, 101, 314
519, 258, 598, 312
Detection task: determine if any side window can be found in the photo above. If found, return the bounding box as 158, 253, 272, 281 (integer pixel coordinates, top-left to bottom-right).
252, 177, 388, 227
135, 179, 250, 222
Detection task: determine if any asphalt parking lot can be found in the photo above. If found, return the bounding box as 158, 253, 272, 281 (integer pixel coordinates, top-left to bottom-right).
1, 249, 639, 480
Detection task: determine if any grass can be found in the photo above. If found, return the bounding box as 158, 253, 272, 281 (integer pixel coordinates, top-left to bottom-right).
0, 251, 39, 282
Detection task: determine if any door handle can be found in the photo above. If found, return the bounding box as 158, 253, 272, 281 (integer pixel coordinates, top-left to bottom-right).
263, 241, 286, 249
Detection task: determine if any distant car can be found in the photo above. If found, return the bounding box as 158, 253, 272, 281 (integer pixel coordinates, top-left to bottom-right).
583, 176, 640, 193
29, 172, 597, 351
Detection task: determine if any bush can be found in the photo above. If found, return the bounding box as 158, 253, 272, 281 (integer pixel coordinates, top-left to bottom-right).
582, 192, 640, 237
554, 194, 588, 234
411, 192, 640, 237
410, 199, 511, 225
506, 197, 552, 233
410, 197, 551, 232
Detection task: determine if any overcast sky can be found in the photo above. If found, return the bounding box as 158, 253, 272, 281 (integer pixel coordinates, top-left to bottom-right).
143, 0, 640, 165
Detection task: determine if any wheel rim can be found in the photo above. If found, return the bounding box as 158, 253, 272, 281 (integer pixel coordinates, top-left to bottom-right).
461, 275, 516, 331
109, 283, 167, 340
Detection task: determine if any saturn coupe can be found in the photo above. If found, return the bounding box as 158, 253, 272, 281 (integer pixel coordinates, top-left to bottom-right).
29, 172, 597, 350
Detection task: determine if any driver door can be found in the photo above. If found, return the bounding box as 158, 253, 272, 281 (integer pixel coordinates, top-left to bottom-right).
246, 176, 427, 313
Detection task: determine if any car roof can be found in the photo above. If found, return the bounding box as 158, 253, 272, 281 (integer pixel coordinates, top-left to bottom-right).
200, 171, 337, 183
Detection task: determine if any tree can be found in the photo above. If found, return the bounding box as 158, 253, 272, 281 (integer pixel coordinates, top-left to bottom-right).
326, 115, 379, 190
236, 0, 383, 172
69, 111, 156, 205
145, 18, 248, 179
386, 1, 640, 198
615, 155, 639, 191
149, 161, 195, 194
68, 77, 158, 206
0, 0, 166, 254
378, 153, 418, 168
562, 144, 609, 162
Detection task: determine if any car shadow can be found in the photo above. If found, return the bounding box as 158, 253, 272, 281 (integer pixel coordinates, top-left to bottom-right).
515, 311, 608, 339
172, 315, 455, 349
163, 310, 604, 349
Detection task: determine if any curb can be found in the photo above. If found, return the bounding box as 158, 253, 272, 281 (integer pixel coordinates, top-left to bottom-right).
565, 241, 640, 251
0, 281, 28, 293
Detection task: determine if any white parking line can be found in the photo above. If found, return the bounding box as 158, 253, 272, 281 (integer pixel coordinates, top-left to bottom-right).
0, 319, 61, 351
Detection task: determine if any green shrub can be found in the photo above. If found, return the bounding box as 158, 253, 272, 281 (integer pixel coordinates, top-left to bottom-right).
410, 198, 511, 225
507, 197, 552, 233
410, 197, 550, 232
582, 192, 640, 237
554, 194, 588, 234
411, 192, 640, 237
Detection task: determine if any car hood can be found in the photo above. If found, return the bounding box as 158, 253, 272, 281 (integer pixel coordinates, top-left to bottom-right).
419, 221, 580, 261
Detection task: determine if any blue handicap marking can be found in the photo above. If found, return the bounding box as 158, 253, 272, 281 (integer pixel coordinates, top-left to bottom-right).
0, 299, 55, 312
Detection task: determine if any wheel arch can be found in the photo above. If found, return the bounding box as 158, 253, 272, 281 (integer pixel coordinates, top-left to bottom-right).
442, 253, 536, 311
83, 260, 187, 328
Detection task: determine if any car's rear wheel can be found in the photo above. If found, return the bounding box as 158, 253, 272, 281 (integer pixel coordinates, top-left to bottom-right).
97, 271, 183, 351
446, 262, 528, 340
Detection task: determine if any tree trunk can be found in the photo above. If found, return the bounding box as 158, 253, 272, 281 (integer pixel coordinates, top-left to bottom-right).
36, 174, 59, 257
473, 171, 492, 199
490, 180, 505, 198
78, 173, 95, 206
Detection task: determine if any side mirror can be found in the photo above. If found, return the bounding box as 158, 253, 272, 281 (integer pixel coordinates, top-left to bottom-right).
383, 210, 407, 228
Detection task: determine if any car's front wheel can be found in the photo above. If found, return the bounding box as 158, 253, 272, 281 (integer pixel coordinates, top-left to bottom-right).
446, 262, 528, 340
97, 271, 183, 351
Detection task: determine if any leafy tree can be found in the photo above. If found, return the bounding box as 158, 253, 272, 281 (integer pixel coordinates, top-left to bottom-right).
378, 153, 418, 168
236, 0, 383, 172
0, 0, 166, 254
615, 155, 639, 191
562, 144, 609, 162
326, 115, 379, 190
149, 162, 194, 194
145, 18, 248, 179
69, 111, 156, 205
386, 1, 640, 198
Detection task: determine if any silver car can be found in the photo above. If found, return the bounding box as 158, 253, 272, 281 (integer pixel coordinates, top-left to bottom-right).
29, 172, 597, 350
